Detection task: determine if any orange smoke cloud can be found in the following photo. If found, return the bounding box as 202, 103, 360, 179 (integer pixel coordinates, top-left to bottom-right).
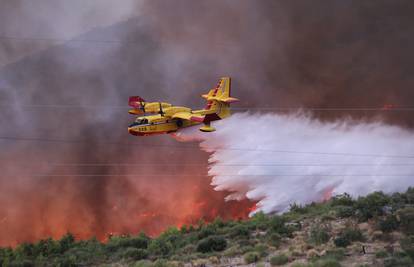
0, 145, 254, 247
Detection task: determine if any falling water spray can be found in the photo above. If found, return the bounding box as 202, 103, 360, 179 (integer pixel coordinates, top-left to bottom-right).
174, 112, 414, 215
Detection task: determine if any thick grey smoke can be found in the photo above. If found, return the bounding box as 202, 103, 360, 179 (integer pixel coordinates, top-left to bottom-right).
0, 0, 141, 66
175, 113, 414, 214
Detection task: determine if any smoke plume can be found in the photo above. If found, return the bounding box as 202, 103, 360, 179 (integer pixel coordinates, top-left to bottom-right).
175, 113, 414, 214
1, 0, 414, 246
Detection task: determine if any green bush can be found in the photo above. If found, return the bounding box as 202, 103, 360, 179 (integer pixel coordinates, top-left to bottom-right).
229, 224, 249, 238
7, 259, 35, 267
240, 244, 254, 254
211, 217, 226, 228
107, 233, 149, 252
390, 192, 406, 210
53, 256, 77, 267
309, 226, 330, 245
244, 252, 260, 264
253, 244, 268, 257
148, 239, 173, 256
335, 206, 354, 218
197, 227, 216, 240
196, 236, 227, 253
156, 227, 184, 250
153, 259, 174, 267
324, 248, 345, 261
223, 246, 241, 257
58, 233, 75, 253
121, 247, 148, 260
314, 258, 341, 267
267, 233, 282, 247
334, 228, 362, 247
250, 212, 270, 230
269, 216, 291, 237
343, 228, 364, 242
384, 256, 413, 267
290, 203, 309, 214
400, 235, 414, 259
32, 238, 61, 257
397, 207, 414, 234
378, 215, 399, 233
334, 227, 363, 248
133, 260, 154, 267
375, 250, 388, 258
354, 192, 390, 221
405, 187, 414, 204
270, 254, 289, 266
331, 193, 354, 207
334, 237, 350, 248
15, 243, 35, 258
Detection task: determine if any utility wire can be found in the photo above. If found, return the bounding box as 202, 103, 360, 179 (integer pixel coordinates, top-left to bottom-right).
1, 103, 413, 111
0, 35, 228, 47
4, 163, 414, 167
15, 174, 414, 177
0, 103, 127, 109
234, 107, 414, 111
0, 35, 137, 45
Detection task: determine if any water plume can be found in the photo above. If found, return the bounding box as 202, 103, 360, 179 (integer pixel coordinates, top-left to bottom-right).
174, 112, 414, 214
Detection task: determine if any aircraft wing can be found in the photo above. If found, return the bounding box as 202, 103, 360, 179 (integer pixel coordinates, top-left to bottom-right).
172, 112, 205, 122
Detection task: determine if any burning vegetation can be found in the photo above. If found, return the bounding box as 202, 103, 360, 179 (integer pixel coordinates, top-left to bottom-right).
1, 188, 413, 266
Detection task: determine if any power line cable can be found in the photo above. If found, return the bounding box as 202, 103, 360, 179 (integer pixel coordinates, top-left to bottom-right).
0, 35, 138, 45
4, 163, 414, 167
234, 107, 414, 111
1, 103, 413, 111
0, 35, 229, 48
14, 174, 414, 177
0, 103, 127, 109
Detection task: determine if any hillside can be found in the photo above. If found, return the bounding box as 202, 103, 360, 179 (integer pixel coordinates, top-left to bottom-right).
1, 188, 414, 267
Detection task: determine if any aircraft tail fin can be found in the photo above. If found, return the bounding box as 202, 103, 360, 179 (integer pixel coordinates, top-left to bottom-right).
201, 77, 238, 119
128, 96, 145, 115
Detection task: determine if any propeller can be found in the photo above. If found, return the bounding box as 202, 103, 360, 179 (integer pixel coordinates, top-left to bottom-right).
159, 102, 165, 116
140, 100, 146, 113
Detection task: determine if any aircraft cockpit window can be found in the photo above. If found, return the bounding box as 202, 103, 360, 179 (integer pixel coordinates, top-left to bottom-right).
135, 119, 148, 125
129, 119, 148, 127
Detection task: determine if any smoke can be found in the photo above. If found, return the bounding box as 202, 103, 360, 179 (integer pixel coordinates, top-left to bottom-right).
0, 0, 141, 66
1, 0, 414, 246
174, 113, 414, 214
0, 0, 255, 247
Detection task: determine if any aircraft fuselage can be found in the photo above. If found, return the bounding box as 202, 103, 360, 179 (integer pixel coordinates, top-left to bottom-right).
128, 115, 199, 136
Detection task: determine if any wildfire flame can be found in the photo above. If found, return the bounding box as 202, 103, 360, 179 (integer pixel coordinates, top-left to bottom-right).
0, 160, 254, 247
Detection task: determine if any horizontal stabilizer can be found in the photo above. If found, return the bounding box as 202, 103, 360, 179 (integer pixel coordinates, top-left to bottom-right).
128, 109, 144, 115
205, 96, 239, 103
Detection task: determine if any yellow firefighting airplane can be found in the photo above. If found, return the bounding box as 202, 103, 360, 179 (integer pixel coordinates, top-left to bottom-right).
128, 77, 238, 136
